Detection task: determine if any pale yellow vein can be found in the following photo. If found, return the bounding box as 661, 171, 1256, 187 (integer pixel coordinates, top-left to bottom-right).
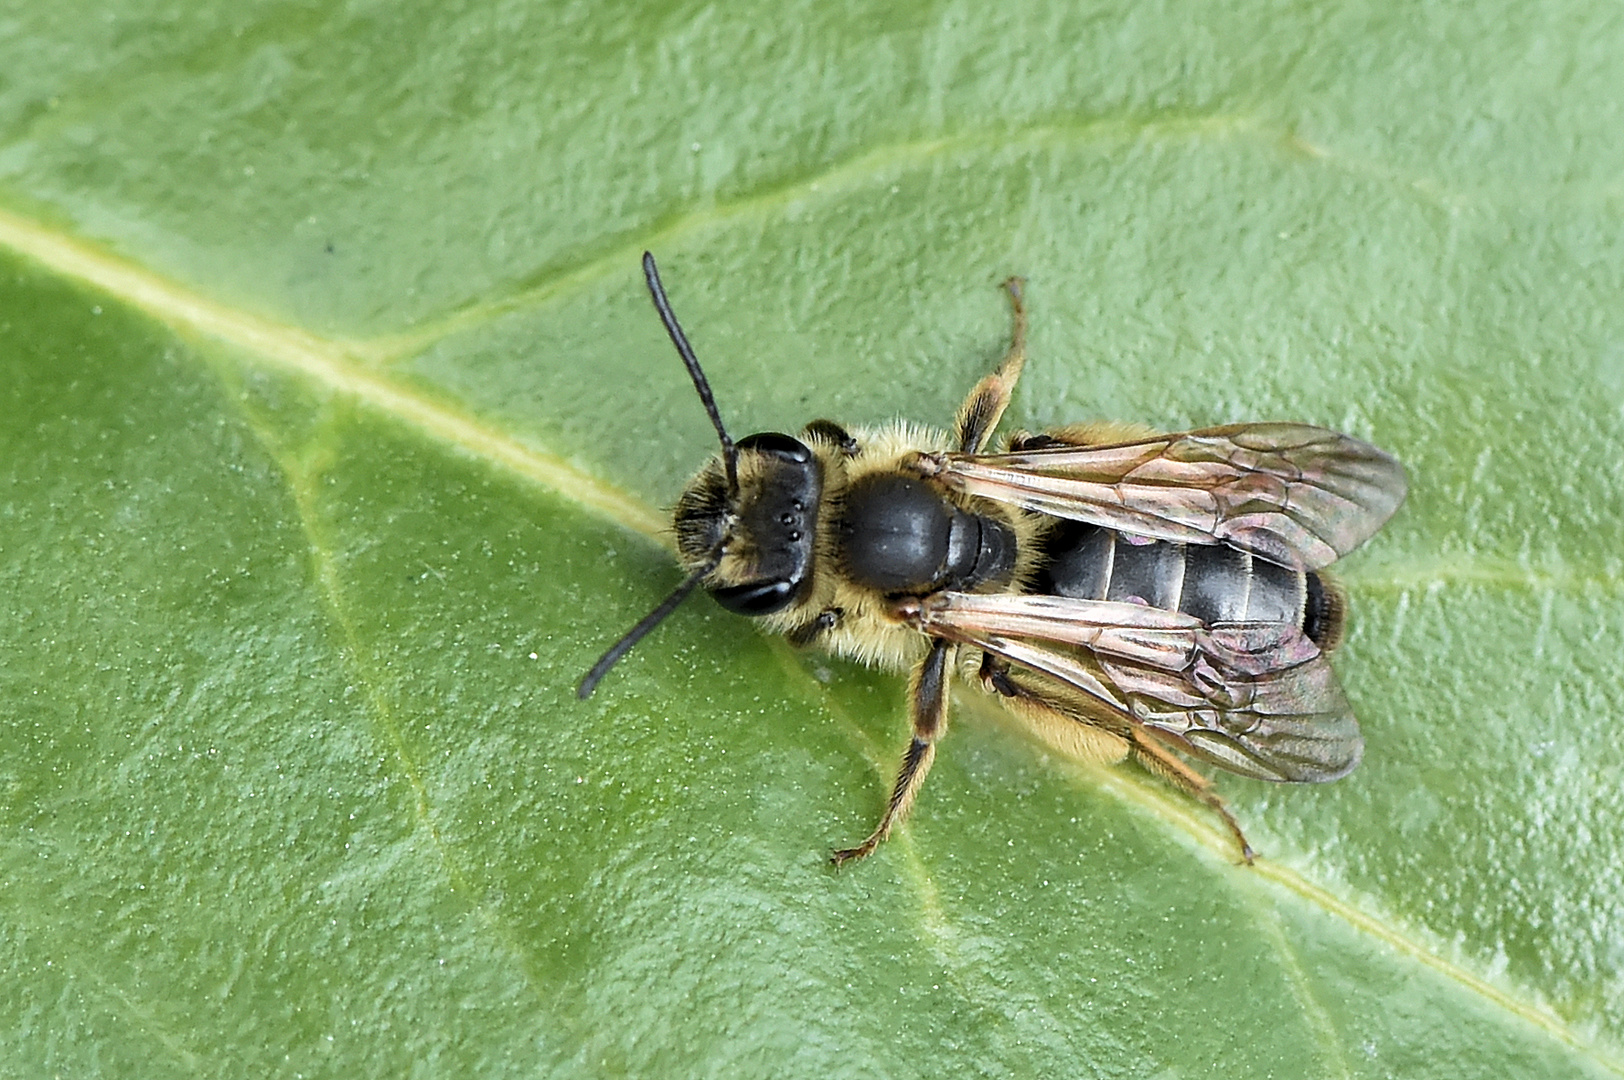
375, 113, 1265, 359
961, 694, 1624, 1076
1348, 558, 1624, 596
0, 207, 664, 543
1251, 858, 1624, 1077
1252, 899, 1355, 1080
230, 400, 554, 1002
63, 947, 206, 1074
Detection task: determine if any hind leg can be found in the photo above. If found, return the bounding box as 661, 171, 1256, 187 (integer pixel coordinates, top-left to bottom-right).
975, 652, 1253, 862
1127, 731, 1256, 863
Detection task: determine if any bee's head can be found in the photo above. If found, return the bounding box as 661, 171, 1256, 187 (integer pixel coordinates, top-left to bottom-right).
674, 431, 822, 617
579, 253, 819, 698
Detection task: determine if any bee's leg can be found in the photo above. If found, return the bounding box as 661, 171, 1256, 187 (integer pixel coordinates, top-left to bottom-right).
973, 657, 1135, 766
802, 419, 860, 456
1127, 731, 1257, 864
1007, 432, 1064, 452
977, 650, 1020, 697
953, 277, 1028, 453
785, 607, 843, 647
968, 657, 1251, 860
831, 638, 953, 867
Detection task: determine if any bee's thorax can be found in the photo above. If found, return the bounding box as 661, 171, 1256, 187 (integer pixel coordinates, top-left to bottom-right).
835, 472, 1017, 596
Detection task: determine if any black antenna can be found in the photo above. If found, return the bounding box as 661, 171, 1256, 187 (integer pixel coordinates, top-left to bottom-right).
577, 254, 735, 698
577, 556, 718, 698
643, 251, 738, 491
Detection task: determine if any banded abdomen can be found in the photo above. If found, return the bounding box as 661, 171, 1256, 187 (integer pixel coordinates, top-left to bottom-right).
1033, 521, 1343, 648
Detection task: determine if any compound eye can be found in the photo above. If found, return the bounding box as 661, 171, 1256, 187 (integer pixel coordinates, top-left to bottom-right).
735, 432, 811, 463
711, 577, 798, 616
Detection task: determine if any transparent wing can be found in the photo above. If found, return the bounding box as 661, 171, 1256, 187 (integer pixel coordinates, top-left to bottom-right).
920, 423, 1407, 570
903, 592, 1362, 782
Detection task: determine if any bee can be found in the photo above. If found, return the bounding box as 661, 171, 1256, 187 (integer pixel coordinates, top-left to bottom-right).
579, 252, 1407, 866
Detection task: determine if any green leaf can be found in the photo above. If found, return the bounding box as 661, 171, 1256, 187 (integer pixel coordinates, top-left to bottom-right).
3, 1, 1622, 1076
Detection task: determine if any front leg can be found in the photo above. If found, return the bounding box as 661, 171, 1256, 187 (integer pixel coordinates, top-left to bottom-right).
785, 607, 842, 647
831, 638, 953, 867
953, 277, 1028, 453
802, 419, 860, 456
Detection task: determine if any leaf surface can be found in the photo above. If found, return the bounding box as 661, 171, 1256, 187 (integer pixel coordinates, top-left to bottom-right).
2, 2, 1622, 1076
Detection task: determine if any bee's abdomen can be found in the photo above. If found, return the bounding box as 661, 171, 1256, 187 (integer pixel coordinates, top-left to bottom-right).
1035, 521, 1338, 646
